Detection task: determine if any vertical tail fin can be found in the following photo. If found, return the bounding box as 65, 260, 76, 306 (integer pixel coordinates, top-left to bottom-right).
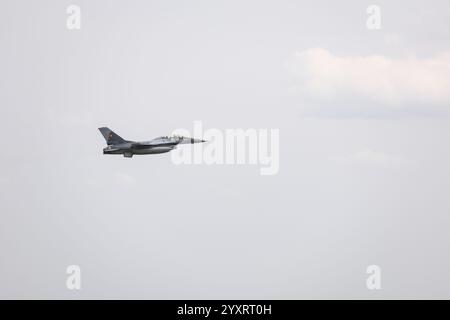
98, 127, 126, 145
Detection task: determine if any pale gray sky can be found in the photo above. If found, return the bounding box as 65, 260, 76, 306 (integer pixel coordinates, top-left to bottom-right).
1, 0, 450, 299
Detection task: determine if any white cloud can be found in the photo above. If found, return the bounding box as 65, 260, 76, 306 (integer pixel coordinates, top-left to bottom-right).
288, 48, 450, 109
330, 149, 414, 168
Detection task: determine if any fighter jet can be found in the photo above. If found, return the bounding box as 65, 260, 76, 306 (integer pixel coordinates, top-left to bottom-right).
98, 127, 205, 158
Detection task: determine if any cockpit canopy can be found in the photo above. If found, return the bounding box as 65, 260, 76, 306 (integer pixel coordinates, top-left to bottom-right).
155, 135, 183, 140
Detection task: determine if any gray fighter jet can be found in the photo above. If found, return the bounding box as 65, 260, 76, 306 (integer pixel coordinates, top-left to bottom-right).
98, 127, 205, 158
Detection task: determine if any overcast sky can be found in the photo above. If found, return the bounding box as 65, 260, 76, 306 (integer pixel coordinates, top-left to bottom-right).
1, 0, 450, 299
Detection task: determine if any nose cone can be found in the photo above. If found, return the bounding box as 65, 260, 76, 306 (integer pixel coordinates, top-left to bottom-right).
178, 137, 206, 144
189, 138, 206, 144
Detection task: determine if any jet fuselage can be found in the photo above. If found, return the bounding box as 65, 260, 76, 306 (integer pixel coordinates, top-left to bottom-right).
99, 127, 204, 158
